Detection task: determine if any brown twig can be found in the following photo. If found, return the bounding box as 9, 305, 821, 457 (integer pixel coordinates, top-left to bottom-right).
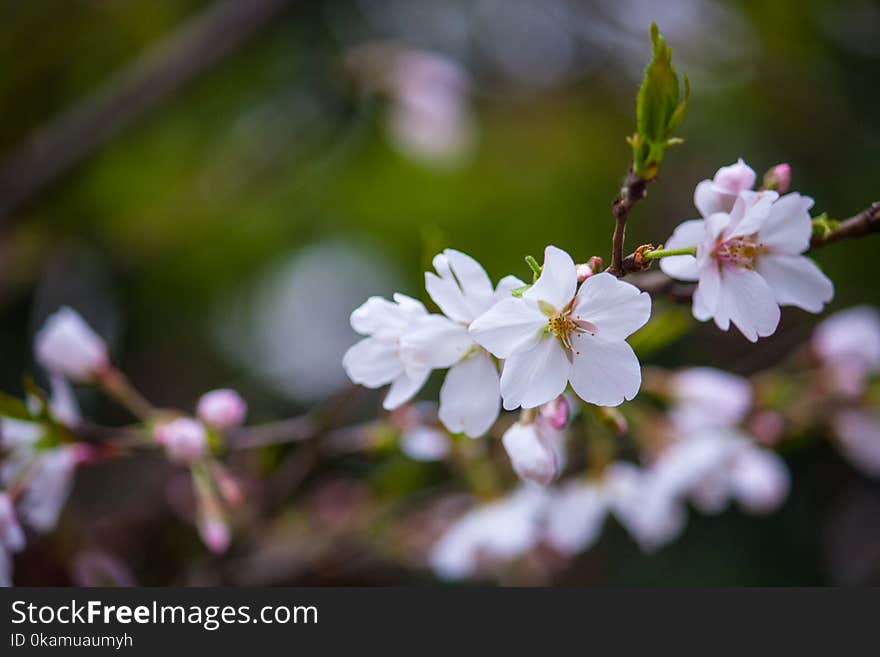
608, 168, 654, 276
810, 201, 880, 248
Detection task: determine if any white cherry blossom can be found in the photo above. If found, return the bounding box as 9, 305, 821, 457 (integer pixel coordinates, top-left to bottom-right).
667, 367, 753, 432
469, 246, 651, 409
832, 410, 880, 478
661, 187, 833, 341
405, 249, 524, 438
342, 293, 440, 411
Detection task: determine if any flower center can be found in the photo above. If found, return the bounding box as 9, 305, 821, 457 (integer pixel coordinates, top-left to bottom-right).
714, 235, 763, 270
547, 310, 598, 351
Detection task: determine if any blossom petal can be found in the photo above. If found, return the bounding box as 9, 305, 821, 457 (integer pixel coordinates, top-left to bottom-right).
726, 190, 779, 237
425, 249, 494, 322
351, 295, 426, 337
493, 274, 527, 302
469, 297, 546, 359
439, 350, 501, 438
694, 179, 730, 217
660, 219, 705, 281
730, 447, 790, 514
500, 337, 570, 410
756, 193, 814, 254
522, 245, 576, 311
716, 268, 780, 342
757, 254, 833, 313
692, 261, 722, 324
544, 482, 606, 555
572, 273, 652, 340
401, 314, 473, 369
569, 336, 641, 407
383, 367, 430, 410
342, 338, 403, 387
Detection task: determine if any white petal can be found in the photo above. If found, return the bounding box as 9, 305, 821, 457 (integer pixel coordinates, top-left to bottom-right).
425, 249, 494, 322
694, 179, 731, 217
20, 447, 76, 532
572, 273, 652, 340
725, 190, 779, 237
439, 350, 501, 438
545, 482, 607, 554
493, 275, 527, 303
716, 268, 780, 342
756, 193, 813, 254
711, 158, 756, 195
499, 337, 570, 410
692, 261, 722, 324
350, 294, 426, 338
568, 336, 641, 407
757, 254, 833, 313
342, 337, 403, 387
383, 367, 430, 410
660, 219, 705, 281
468, 297, 546, 359
522, 245, 576, 311
730, 447, 790, 514
400, 314, 473, 369
502, 422, 559, 485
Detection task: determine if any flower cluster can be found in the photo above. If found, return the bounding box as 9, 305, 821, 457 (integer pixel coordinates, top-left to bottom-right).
660, 159, 833, 341
343, 246, 651, 442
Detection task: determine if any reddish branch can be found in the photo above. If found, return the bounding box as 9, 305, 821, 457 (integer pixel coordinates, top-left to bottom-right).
810, 201, 880, 248
608, 168, 654, 276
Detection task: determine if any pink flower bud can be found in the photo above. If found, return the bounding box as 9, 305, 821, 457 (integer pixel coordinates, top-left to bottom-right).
210, 463, 245, 507
155, 418, 208, 464
198, 517, 230, 554
762, 163, 791, 194
712, 158, 756, 195
196, 389, 247, 430
575, 257, 604, 283
540, 395, 570, 431
34, 307, 110, 382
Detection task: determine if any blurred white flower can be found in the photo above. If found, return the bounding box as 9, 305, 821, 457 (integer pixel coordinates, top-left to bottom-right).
34, 307, 109, 382
198, 516, 231, 555
653, 430, 790, 516
545, 462, 685, 555
0, 493, 25, 554
429, 485, 548, 579
386, 49, 475, 165
410, 249, 523, 437
470, 246, 651, 408
832, 410, 880, 478
667, 367, 752, 432
661, 161, 833, 341
400, 425, 450, 461
197, 389, 247, 430
15, 447, 80, 533
813, 306, 880, 397
155, 418, 208, 464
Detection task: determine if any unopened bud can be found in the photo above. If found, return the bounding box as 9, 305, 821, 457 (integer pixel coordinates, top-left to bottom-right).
198, 517, 230, 554
576, 257, 604, 282
34, 307, 110, 382
540, 395, 570, 431
155, 418, 208, 464
502, 422, 559, 485
197, 389, 247, 430
712, 158, 756, 195
762, 163, 791, 194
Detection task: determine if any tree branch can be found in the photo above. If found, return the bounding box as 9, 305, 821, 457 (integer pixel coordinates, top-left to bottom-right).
608, 168, 654, 276
811, 201, 880, 248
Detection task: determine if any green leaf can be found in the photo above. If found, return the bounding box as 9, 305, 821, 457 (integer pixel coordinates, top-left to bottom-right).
632, 23, 688, 177
811, 213, 839, 241
0, 391, 31, 419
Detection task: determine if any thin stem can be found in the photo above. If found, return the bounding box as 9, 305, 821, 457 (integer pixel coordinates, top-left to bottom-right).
96, 368, 157, 421
642, 245, 696, 259
609, 168, 653, 276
